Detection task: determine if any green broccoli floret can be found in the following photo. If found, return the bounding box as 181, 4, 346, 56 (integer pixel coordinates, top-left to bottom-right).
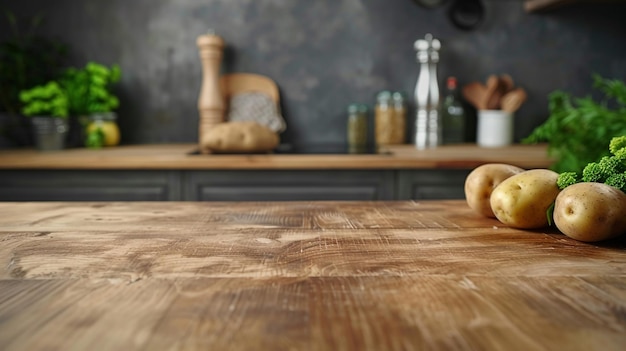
614, 148, 626, 162
600, 155, 625, 173
609, 136, 626, 156
581, 156, 625, 183
559, 136, 626, 194
582, 162, 605, 182
557, 172, 579, 189
605, 173, 626, 192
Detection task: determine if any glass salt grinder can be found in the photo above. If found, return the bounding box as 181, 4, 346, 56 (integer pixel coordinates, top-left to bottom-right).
414, 33, 441, 149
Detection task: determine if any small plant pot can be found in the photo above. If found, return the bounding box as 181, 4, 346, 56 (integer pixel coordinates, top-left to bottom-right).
31, 116, 69, 151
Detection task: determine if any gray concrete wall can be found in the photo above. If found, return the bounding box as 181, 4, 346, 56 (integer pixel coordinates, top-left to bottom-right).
2, 0, 625, 146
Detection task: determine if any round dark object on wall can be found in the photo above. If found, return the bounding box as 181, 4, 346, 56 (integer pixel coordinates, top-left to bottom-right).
413, 0, 449, 9
448, 0, 484, 30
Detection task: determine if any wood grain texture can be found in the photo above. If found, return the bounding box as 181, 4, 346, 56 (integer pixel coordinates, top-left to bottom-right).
524, 0, 579, 12
524, 0, 626, 12
0, 143, 552, 170
1, 201, 625, 350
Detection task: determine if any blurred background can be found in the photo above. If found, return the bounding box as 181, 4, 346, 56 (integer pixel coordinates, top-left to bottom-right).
1, 0, 625, 147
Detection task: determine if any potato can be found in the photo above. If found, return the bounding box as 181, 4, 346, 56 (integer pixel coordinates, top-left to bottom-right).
490, 169, 560, 229
464, 163, 525, 217
553, 182, 626, 242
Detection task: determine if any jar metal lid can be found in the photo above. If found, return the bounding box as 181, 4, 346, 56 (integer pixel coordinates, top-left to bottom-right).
376, 90, 392, 101
392, 92, 405, 103
347, 103, 368, 114
89, 112, 117, 121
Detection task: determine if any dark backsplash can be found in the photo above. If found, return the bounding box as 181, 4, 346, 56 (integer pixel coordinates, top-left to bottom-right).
2, 0, 625, 146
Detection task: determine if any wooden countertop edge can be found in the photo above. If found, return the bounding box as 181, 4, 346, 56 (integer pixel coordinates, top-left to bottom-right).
0, 143, 553, 170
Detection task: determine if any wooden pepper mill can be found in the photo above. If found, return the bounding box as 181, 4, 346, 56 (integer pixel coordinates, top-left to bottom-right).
196, 32, 225, 151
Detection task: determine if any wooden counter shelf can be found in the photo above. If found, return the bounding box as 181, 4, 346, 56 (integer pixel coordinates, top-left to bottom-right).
0, 200, 624, 351
0, 143, 552, 170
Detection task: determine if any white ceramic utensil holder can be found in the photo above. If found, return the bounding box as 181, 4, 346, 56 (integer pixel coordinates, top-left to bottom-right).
477, 110, 513, 147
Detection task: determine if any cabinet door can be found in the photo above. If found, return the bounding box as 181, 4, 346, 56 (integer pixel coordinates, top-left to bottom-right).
184, 170, 395, 201
0, 170, 181, 201
396, 170, 470, 200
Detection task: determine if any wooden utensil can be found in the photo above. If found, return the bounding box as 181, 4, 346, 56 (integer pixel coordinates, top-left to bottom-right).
462, 81, 488, 110
499, 74, 515, 94
501, 88, 527, 113
483, 75, 504, 110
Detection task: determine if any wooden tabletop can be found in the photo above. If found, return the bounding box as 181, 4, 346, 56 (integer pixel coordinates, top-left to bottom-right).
0, 143, 552, 170
1, 201, 624, 350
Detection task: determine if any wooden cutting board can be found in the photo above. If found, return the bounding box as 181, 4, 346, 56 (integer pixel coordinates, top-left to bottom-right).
1, 201, 624, 350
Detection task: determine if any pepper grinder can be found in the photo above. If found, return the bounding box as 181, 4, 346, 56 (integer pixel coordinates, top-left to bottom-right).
414, 33, 441, 149
196, 32, 225, 148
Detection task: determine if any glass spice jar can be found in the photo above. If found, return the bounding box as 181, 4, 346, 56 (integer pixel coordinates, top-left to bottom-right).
391, 91, 407, 144
375, 91, 407, 147
347, 103, 368, 154
375, 90, 394, 147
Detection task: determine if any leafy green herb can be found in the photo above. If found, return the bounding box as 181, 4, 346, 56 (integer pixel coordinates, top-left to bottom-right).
546, 202, 555, 227
523, 75, 626, 173
85, 126, 105, 149
61, 62, 121, 115
19, 81, 69, 118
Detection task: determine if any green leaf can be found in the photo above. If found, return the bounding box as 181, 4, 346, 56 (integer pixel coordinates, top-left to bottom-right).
546, 202, 555, 227
523, 75, 626, 173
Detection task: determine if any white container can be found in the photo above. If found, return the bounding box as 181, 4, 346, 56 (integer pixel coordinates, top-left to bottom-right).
477, 110, 513, 147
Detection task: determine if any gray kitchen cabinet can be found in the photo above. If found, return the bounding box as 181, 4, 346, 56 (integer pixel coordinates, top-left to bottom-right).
0, 170, 181, 201
396, 169, 471, 200
183, 170, 396, 201
0, 169, 471, 202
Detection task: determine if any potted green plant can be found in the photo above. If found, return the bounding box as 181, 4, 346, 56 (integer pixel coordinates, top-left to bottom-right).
19, 81, 70, 151
61, 61, 122, 148
0, 11, 68, 148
